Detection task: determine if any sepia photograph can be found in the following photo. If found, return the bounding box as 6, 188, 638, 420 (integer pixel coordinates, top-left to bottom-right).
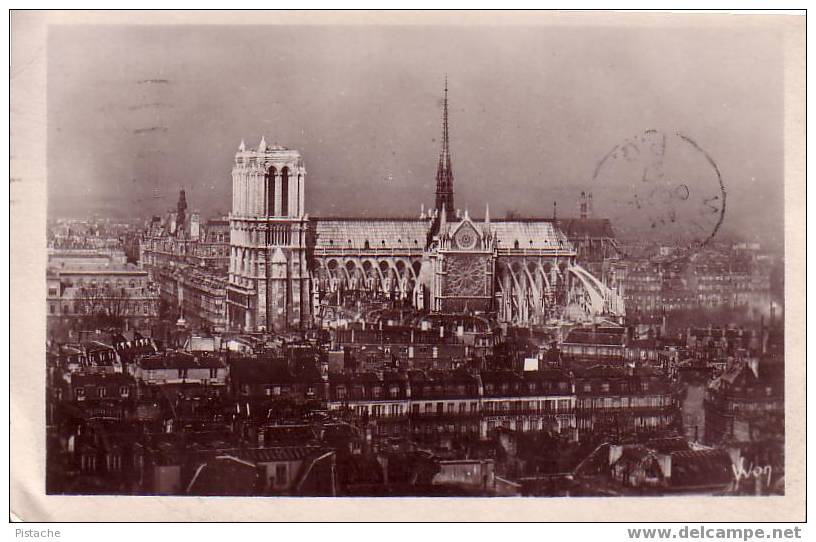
9, 9, 806, 523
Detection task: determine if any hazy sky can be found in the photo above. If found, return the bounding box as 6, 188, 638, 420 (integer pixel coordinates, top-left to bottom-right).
48, 22, 784, 245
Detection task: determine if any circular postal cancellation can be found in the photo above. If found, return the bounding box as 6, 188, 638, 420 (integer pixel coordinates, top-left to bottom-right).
590, 129, 726, 263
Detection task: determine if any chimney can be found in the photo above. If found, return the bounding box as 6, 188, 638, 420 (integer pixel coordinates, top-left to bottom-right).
657, 453, 672, 481
609, 444, 623, 465
747, 357, 759, 378
761, 326, 769, 355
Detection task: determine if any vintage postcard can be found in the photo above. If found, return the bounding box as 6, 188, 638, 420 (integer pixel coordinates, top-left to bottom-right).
9, 10, 806, 522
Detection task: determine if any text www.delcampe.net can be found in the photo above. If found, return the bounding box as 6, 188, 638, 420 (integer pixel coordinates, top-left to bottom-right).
627, 527, 803, 541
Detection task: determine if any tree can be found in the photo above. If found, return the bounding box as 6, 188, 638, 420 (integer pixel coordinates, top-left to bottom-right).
73, 285, 132, 328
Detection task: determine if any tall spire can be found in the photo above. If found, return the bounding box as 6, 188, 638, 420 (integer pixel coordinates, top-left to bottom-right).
435, 75, 455, 216
442, 74, 450, 161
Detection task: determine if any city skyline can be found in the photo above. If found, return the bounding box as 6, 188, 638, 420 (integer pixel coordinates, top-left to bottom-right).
48, 23, 783, 247
14, 10, 803, 520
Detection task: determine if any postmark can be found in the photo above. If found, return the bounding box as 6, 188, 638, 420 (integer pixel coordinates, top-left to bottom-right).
590, 129, 726, 263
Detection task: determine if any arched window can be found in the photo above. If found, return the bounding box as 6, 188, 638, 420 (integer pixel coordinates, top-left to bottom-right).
514, 240, 520, 249
364, 240, 370, 250
280, 167, 289, 216
266, 167, 276, 215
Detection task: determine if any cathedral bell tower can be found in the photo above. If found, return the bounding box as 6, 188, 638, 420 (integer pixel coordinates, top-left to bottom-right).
227, 137, 310, 332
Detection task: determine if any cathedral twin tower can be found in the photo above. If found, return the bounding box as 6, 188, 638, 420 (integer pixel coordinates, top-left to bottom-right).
227, 138, 310, 332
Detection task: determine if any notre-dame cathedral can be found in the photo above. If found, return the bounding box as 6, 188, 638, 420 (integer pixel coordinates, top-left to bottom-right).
227, 83, 624, 332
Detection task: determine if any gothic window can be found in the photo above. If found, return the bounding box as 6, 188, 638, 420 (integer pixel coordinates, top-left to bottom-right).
280, 167, 289, 216
267, 167, 276, 215
443, 255, 487, 296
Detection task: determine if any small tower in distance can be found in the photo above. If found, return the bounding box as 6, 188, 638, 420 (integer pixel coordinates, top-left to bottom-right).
176, 188, 188, 237
579, 191, 593, 220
